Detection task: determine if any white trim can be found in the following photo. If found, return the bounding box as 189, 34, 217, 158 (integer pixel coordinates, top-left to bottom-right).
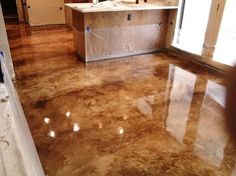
1, 57, 45, 176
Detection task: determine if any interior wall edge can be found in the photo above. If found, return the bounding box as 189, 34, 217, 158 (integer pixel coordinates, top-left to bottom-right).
0, 4, 16, 80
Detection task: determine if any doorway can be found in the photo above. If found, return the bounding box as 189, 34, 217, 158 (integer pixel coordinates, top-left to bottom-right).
1, 0, 19, 22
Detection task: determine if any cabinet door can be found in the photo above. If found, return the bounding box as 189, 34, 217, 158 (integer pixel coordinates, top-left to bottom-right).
26, 0, 65, 26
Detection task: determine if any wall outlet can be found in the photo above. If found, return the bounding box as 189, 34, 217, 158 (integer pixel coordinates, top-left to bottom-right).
127, 14, 132, 21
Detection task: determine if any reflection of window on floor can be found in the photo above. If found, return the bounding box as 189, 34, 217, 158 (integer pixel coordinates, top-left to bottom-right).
194, 80, 227, 167
213, 0, 236, 66
166, 65, 196, 143
231, 164, 236, 176
173, 0, 212, 55
136, 95, 155, 118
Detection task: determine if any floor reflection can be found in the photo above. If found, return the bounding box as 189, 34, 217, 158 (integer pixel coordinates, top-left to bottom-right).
166, 65, 197, 144
35, 62, 236, 175
231, 164, 236, 176
194, 80, 228, 167
9, 23, 236, 176
135, 64, 233, 169
164, 65, 232, 168
136, 95, 155, 118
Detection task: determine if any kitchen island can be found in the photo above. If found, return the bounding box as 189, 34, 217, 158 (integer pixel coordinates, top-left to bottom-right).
65, 1, 178, 62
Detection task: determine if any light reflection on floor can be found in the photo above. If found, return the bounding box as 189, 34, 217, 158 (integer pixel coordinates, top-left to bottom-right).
7, 23, 236, 176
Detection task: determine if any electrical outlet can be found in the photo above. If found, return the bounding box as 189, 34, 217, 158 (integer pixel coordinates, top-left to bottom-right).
127, 14, 132, 21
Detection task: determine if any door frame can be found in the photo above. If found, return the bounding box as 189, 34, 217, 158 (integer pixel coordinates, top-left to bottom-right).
15, 0, 25, 22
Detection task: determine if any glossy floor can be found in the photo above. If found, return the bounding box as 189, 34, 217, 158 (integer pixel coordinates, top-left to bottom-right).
7, 23, 236, 176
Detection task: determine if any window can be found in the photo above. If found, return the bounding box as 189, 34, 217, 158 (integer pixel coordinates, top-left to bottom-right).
173, 0, 212, 55
213, 0, 236, 66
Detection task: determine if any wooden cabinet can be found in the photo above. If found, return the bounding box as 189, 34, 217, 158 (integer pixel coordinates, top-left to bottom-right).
26, 0, 65, 26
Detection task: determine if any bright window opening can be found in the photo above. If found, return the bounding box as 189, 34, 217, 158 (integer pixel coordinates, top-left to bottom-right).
213, 0, 236, 66
173, 0, 212, 55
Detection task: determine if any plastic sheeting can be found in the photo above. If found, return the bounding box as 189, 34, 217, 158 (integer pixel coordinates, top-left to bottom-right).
72, 9, 168, 62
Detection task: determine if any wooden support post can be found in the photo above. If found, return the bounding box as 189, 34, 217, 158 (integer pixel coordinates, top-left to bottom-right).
165, 9, 178, 48
202, 0, 226, 59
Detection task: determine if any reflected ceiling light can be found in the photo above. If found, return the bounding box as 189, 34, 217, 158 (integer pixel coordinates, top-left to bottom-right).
48, 130, 56, 138
98, 123, 103, 129
65, 111, 71, 118
44, 117, 50, 124
123, 115, 128, 120
73, 123, 80, 132
117, 127, 124, 135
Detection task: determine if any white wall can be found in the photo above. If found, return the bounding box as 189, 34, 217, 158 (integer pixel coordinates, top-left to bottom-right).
1, 53, 45, 176
0, 4, 45, 176
0, 3, 15, 79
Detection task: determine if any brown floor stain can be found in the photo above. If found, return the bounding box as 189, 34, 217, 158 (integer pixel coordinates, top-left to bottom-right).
6, 23, 236, 176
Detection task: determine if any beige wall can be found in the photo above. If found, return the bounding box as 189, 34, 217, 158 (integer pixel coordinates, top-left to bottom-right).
26, 0, 65, 26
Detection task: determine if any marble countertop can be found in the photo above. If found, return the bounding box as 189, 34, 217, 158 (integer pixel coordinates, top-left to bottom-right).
65, 1, 178, 13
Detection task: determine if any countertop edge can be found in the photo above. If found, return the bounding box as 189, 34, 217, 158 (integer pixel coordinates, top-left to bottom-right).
65, 3, 178, 13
